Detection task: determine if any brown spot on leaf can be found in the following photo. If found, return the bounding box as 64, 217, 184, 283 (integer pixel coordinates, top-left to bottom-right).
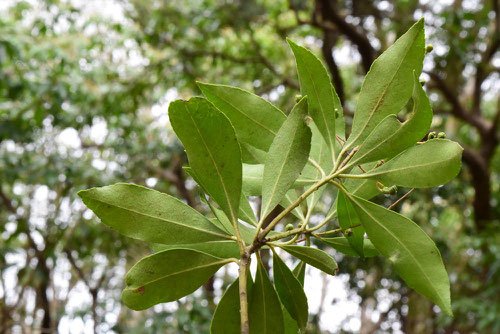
135, 286, 146, 294
146, 269, 154, 275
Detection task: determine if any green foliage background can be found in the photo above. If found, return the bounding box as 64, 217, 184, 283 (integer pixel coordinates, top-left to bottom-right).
0, 0, 498, 333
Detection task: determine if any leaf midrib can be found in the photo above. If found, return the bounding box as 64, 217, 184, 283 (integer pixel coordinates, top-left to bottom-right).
350, 196, 448, 309
365, 154, 456, 178
125, 259, 230, 290
86, 196, 231, 240
262, 115, 302, 217
350, 30, 420, 146
184, 104, 238, 223
301, 53, 336, 159
211, 91, 282, 137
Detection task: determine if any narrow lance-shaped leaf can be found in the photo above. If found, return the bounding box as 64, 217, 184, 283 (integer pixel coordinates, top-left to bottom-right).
122, 249, 232, 310
198, 82, 286, 155
169, 97, 242, 223
347, 19, 425, 148
288, 38, 339, 160
249, 257, 284, 334
320, 237, 379, 258
337, 190, 365, 257
211, 275, 254, 333
347, 193, 453, 316
77, 183, 231, 245
284, 262, 307, 334
272, 249, 309, 330
361, 139, 463, 188
349, 72, 433, 166
261, 97, 312, 219
278, 245, 337, 276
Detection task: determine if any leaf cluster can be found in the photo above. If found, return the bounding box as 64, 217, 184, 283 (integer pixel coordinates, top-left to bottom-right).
79, 19, 463, 332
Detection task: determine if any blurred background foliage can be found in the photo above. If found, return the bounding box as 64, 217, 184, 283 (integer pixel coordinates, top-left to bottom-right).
0, 0, 498, 333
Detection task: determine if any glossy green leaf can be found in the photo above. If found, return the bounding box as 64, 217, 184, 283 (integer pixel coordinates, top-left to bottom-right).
122, 249, 232, 310
337, 190, 364, 257
278, 245, 337, 276
249, 257, 284, 334
261, 97, 312, 219
347, 19, 425, 147
349, 72, 433, 166
320, 237, 379, 258
150, 240, 240, 259
198, 82, 286, 155
288, 39, 339, 160
347, 193, 452, 315
211, 275, 254, 333
272, 250, 308, 330
169, 97, 242, 223
362, 139, 463, 188
78, 183, 231, 245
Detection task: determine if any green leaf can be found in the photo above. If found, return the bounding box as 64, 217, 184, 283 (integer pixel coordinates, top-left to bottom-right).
347, 19, 425, 147
304, 122, 333, 209
77, 183, 231, 245
349, 72, 433, 166
211, 275, 254, 333
362, 139, 463, 188
292, 261, 306, 286
150, 240, 240, 259
198, 83, 286, 155
122, 249, 232, 310
261, 97, 312, 219
337, 190, 364, 257
249, 257, 284, 334
169, 97, 242, 223
280, 189, 306, 221
272, 250, 308, 330
320, 237, 379, 258
239, 194, 258, 226
242, 163, 317, 196
347, 193, 452, 316
278, 245, 337, 276
185, 167, 256, 225
288, 39, 339, 160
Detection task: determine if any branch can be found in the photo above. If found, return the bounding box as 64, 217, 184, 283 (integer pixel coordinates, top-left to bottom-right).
321, 30, 345, 104
315, 0, 375, 73
427, 72, 491, 134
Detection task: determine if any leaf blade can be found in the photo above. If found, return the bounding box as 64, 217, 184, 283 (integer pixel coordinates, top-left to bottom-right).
347, 19, 425, 147
272, 250, 309, 330
249, 257, 285, 334
278, 245, 337, 276
349, 72, 433, 166
261, 97, 312, 219
288, 39, 339, 160
169, 97, 242, 223
347, 194, 452, 315
363, 139, 463, 188
78, 183, 231, 245
337, 190, 364, 257
122, 249, 231, 310
198, 82, 286, 155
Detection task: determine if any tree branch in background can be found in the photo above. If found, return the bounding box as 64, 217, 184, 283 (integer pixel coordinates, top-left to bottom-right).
321, 30, 345, 104
315, 0, 375, 73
